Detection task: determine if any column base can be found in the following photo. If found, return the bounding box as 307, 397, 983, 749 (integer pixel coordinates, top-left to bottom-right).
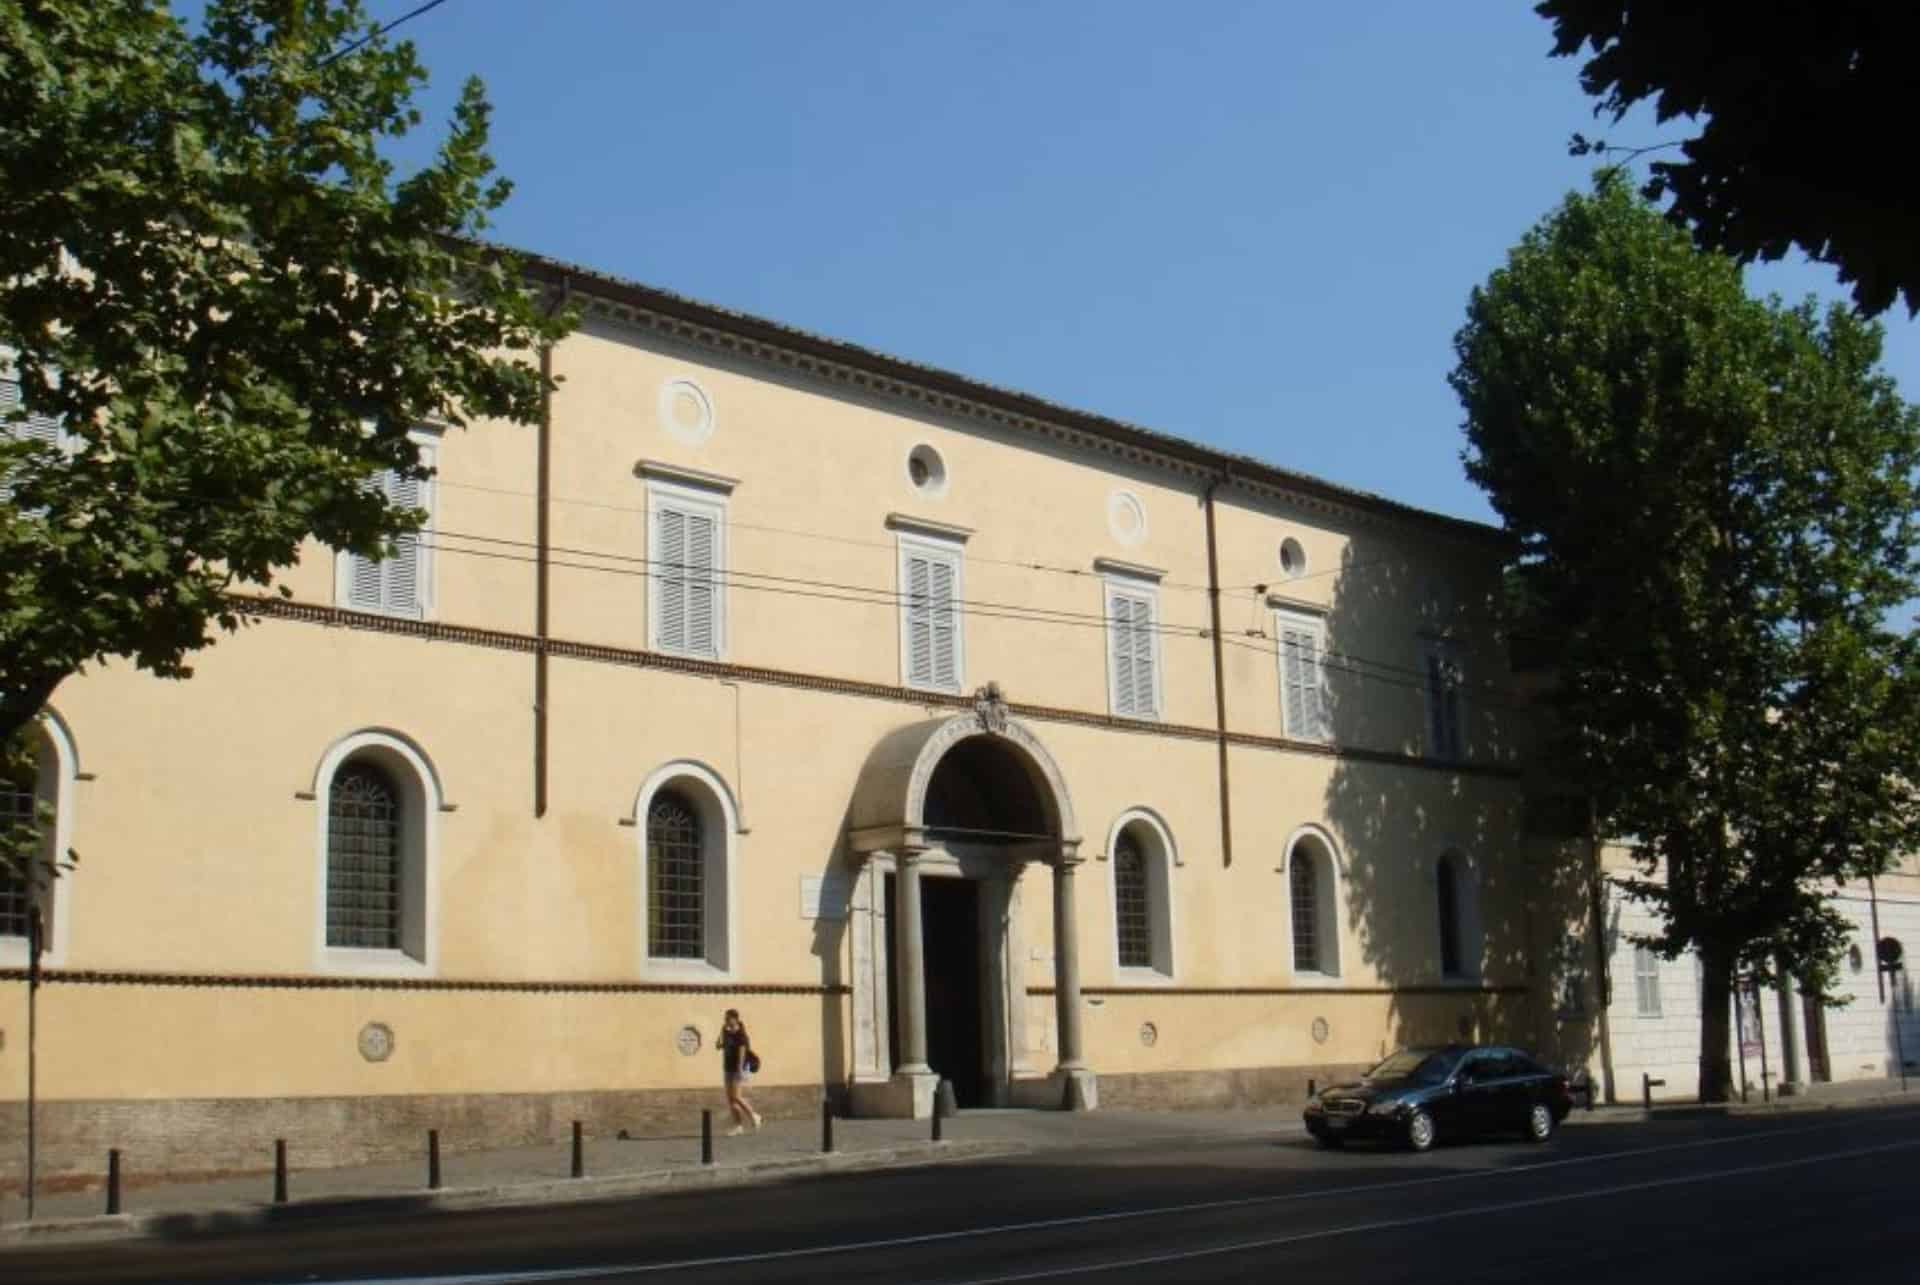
1006, 1068, 1099, 1111
849, 1069, 941, 1119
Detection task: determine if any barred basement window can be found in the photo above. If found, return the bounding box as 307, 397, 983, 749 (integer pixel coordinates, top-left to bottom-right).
647, 789, 705, 959
1291, 854, 1319, 974
1114, 829, 1151, 968
326, 761, 403, 949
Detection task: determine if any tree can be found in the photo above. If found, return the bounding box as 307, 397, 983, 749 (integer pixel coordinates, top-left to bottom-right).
0, 1, 569, 880
1452, 173, 1920, 1101
1538, 0, 1920, 317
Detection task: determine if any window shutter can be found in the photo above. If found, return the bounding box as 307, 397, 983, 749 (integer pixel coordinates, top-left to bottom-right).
384, 470, 422, 614
1, 379, 61, 449
684, 510, 717, 655
1109, 594, 1137, 714
928, 557, 957, 689
1129, 596, 1155, 715
905, 554, 934, 685
655, 507, 688, 651
1281, 628, 1310, 737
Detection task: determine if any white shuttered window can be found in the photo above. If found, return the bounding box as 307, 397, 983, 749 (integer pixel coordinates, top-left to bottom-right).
1423, 640, 1465, 761
340, 447, 434, 618
649, 484, 727, 659
1105, 581, 1160, 719
1, 375, 67, 503
1275, 610, 1331, 742
899, 536, 963, 691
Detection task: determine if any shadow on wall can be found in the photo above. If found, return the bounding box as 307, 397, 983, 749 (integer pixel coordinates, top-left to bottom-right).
809, 816, 854, 1109
1318, 538, 1596, 1075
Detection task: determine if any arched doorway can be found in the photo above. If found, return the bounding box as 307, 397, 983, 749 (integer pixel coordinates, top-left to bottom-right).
846, 689, 1090, 1117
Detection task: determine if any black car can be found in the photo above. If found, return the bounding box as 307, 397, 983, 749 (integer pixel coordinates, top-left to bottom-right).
1303, 1044, 1573, 1151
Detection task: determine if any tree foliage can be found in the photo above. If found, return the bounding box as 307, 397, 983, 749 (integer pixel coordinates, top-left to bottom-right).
1453, 174, 1920, 1100
0, 0, 570, 792
1538, 0, 1920, 317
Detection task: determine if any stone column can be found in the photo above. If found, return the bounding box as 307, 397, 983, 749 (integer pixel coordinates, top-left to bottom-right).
1775, 972, 1807, 1094
893, 848, 931, 1075
1052, 854, 1087, 1073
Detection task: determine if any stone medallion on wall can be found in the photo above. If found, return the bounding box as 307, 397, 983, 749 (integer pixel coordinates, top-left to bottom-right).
358, 1021, 395, 1063
658, 377, 715, 446
1107, 489, 1148, 547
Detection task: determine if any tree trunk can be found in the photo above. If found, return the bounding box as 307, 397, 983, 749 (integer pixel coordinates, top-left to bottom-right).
1697, 942, 1736, 1103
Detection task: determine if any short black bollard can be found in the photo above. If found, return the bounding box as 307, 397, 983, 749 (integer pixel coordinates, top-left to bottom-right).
273, 1139, 288, 1205
571, 1120, 584, 1179
1307, 1078, 1316, 1099
106, 1149, 121, 1216
428, 1129, 442, 1191
821, 1099, 835, 1154
1642, 1073, 1666, 1111
931, 1104, 943, 1143
701, 1109, 714, 1165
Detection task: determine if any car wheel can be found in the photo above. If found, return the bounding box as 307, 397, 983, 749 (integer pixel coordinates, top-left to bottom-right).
1405, 1109, 1436, 1152
1525, 1102, 1555, 1143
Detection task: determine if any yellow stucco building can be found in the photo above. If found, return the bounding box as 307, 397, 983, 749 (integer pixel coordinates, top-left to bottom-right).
1, 256, 1569, 1186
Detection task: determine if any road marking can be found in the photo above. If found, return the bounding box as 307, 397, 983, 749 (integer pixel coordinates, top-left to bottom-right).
303, 1109, 1920, 1285
920, 1135, 1920, 1284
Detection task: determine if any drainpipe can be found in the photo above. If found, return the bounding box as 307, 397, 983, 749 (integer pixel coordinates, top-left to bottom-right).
534, 276, 570, 818
1202, 474, 1233, 868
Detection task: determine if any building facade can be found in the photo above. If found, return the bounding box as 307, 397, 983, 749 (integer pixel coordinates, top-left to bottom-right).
0, 257, 1557, 1186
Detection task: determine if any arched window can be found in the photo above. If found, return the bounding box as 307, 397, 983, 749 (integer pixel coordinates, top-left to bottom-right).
327, 760, 404, 950
647, 789, 704, 960
314, 730, 438, 972
1436, 851, 1479, 980
1291, 856, 1319, 973
1107, 811, 1175, 978
1113, 829, 1151, 969
1286, 829, 1342, 979
637, 761, 738, 976
1, 716, 72, 963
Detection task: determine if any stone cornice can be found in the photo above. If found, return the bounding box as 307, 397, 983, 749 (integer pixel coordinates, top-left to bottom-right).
521, 254, 1509, 553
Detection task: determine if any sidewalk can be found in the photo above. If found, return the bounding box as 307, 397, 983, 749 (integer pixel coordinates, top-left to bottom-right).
0, 1107, 1282, 1246
1563, 1072, 1917, 1124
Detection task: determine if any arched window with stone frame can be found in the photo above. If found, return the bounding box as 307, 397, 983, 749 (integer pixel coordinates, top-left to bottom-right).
313, 730, 441, 975
1285, 827, 1342, 980
636, 761, 739, 978
0, 713, 76, 967
1106, 810, 1176, 980
1436, 849, 1481, 981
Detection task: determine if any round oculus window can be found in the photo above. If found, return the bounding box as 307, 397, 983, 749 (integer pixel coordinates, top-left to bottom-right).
1279, 538, 1307, 580
907, 444, 947, 495
1107, 490, 1148, 547
657, 377, 715, 445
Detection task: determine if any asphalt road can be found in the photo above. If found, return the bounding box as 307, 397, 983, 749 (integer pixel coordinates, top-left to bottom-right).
8, 1106, 1920, 1284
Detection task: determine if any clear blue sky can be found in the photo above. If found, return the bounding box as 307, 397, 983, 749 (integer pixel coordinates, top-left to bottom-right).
293, 2, 1920, 526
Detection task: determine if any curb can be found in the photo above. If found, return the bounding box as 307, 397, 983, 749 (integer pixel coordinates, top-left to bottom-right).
0, 1139, 1029, 1249
1560, 1089, 1918, 1125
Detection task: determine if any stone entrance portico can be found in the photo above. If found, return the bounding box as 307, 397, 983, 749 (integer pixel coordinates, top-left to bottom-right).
845, 690, 1096, 1117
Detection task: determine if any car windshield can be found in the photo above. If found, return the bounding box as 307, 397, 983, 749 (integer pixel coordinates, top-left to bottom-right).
1363, 1049, 1459, 1085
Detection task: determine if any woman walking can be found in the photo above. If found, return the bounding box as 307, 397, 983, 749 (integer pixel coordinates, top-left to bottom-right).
719, 1008, 762, 1135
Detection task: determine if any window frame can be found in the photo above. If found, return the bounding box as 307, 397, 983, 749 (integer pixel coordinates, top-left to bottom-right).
1435, 848, 1481, 983
1105, 808, 1177, 982
1102, 569, 1163, 721
1634, 944, 1664, 1017
645, 476, 730, 660
635, 759, 741, 981
896, 530, 966, 694
1274, 607, 1332, 743
334, 427, 441, 620
1421, 637, 1466, 762
311, 730, 442, 978
1284, 825, 1344, 982
0, 710, 77, 970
